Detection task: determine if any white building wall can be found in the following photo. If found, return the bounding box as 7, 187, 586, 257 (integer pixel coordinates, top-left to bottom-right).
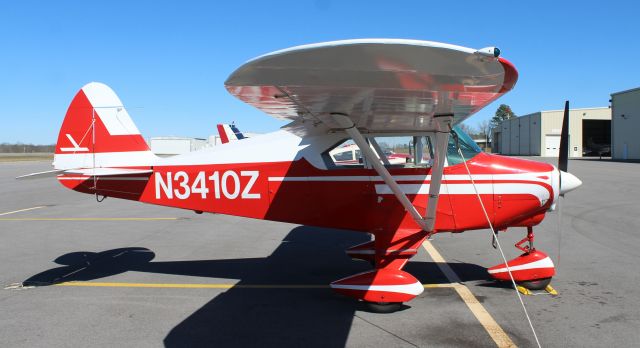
149, 137, 208, 155
150, 138, 192, 155
149, 131, 260, 156
611, 88, 640, 160
540, 110, 563, 157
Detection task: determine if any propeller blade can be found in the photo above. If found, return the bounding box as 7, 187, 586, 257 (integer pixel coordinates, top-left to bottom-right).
555, 194, 564, 272
555, 101, 578, 273
558, 101, 569, 172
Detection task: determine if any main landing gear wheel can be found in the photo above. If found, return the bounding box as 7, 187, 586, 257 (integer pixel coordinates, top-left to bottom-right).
331, 269, 422, 312
364, 301, 403, 313
517, 277, 552, 291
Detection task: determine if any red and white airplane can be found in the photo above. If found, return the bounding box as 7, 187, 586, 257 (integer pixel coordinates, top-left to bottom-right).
25, 39, 582, 312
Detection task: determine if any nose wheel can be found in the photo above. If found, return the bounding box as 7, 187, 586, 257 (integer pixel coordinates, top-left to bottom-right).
364, 301, 404, 313
488, 227, 556, 291
518, 277, 552, 291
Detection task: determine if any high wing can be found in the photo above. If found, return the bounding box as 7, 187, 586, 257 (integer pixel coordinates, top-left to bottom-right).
225, 39, 517, 134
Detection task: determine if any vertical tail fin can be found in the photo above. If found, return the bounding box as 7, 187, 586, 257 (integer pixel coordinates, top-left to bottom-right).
216, 123, 246, 144
54, 82, 157, 170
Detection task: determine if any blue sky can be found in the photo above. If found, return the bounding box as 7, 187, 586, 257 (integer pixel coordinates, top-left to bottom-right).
1, 1, 638, 144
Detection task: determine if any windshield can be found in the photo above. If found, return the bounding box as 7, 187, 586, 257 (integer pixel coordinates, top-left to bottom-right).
447, 126, 482, 165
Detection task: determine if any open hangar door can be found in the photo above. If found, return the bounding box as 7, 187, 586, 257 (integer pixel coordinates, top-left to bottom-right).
582, 119, 611, 156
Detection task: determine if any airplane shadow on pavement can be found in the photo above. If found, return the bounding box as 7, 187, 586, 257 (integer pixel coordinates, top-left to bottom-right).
24, 226, 489, 347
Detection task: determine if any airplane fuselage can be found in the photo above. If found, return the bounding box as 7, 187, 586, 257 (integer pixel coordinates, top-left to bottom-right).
58, 130, 558, 235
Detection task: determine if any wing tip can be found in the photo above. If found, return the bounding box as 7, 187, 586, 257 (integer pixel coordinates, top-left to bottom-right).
498, 57, 519, 92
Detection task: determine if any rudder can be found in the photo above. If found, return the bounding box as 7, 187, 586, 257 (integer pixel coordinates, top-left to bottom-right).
54, 82, 156, 170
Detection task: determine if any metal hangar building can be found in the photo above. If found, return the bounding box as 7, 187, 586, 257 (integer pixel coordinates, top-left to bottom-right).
611, 87, 640, 160
492, 107, 611, 157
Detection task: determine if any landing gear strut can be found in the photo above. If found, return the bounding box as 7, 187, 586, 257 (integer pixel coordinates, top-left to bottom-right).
515, 226, 536, 253
327, 114, 453, 312
488, 226, 556, 291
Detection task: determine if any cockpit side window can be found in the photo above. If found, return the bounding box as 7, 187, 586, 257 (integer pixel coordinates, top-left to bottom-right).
322, 135, 435, 169
446, 126, 482, 165
323, 140, 362, 168
333, 149, 354, 162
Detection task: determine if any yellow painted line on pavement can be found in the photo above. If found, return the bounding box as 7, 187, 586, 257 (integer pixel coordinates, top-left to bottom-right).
423, 240, 517, 348
0, 217, 178, 221
53, 282, 454, 289
55, 282, 326, 289
0, 206, 46, 216
424, 283, 455, 288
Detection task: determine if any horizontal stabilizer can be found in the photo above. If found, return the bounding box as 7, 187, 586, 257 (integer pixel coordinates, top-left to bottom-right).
17, 167, 152, 180
16, 169, 66, 180
64, 168, 153, 176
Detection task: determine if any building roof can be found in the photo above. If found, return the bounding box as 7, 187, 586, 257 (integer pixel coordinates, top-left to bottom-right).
611, 86, 640, 96
516, 106, 608, 118
150, 136, 207, 141
539, 106, 609, 113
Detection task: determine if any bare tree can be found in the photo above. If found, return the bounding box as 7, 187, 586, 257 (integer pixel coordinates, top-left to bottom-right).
457, 122, 476, 136
477, 119, 490, 143
0, 143, 55, 153
477, 120, 489, 137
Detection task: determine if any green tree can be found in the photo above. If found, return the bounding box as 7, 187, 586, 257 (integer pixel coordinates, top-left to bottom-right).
490, 104, 516, 129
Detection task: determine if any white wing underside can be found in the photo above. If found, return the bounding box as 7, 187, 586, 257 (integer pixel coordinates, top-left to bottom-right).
225, 39, 517, 136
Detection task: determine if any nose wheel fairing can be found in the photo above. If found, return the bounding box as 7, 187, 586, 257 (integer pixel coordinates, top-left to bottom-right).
488, 250, 555, 283
488, 227, 556, 288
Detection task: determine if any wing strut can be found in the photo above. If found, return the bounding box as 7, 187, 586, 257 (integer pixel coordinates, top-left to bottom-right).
424, 122, 451, 231
330, 113, 452, 232
368, 137, 392, 166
